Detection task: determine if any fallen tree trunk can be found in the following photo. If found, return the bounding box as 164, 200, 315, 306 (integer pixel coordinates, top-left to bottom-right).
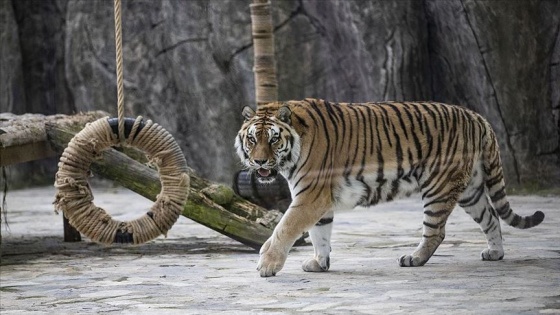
0, 112, 107, 166
45, 116, 284, 250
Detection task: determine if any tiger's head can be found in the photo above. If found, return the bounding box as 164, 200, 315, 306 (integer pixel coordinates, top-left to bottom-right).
235, 105, 301, 184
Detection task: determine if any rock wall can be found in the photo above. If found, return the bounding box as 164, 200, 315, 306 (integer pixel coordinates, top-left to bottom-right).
0, 0, 25, 114
425, 0, 560, 187
1, 0, 559, 188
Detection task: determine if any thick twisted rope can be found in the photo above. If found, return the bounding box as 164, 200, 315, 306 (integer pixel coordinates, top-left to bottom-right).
114, 0, 125, 142
54, 118, 190, 244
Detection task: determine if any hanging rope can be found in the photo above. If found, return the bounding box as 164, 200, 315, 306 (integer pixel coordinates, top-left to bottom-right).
53, 0, 190, 245
114, 0, 125, 143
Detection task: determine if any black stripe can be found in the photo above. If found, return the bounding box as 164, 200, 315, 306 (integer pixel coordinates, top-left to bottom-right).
510, 214, 521, 227
365, 106, 375, 155
423, 221, 440, 229
423, 197, 450, 208
316, 218, 334, 226
422, 153, 463, 200
386, 179, 400, 202
358, 107, 369, 160
423, 209, 449, 217
347, 106, 361, 169
323, 101, 340, 173
356, 107, 369, 180
421, 142, 443, 190
489, 206, 499, 219
473, 207, 486, 223
386, 103, 410, 141
334, 103, 347, 150
403, 104, 423, 162
496, 202, 510, 215
458, 183, 485, 207
375, 146, 385, 203
410, 103, 426, 136
294, 113, 309, 129
287, 164, 297, 180
291, 133, 315, 187
378, 105, 393, 147
483, 221, 497, 235
490, 186, 506, 203
300, 106, 330, 200
486, 174, 503, 188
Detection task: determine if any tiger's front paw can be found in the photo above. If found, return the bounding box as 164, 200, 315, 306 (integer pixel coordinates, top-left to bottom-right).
398, 254, 427, 267
481, 249, 504, 261
302, 256, 330, 272
257, 238, 287, 277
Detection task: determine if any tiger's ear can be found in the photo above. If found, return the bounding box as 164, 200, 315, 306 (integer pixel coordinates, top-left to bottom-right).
242, 106, 256, 121
277, 105, 292, 124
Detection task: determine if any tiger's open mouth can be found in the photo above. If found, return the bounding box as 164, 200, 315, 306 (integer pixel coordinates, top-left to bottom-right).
256, 168, 278, 179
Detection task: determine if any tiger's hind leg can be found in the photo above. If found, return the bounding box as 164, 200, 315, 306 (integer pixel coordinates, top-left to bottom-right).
399, 174, 469, 267
458, 164, 504, 261
302, 211, 334, 272
398, 203, 450, 267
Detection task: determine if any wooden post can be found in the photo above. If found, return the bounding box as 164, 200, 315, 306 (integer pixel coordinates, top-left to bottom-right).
63, 216, 82, 242
245, 0, 293, 215
250, 0, 278, 107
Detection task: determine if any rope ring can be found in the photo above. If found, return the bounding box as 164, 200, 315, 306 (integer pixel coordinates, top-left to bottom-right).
54, 116, 190, 245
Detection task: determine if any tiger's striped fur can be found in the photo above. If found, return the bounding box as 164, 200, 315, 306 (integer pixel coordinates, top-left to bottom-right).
235, 98, 545, 277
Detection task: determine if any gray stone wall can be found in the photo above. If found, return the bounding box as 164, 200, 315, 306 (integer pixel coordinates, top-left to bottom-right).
1, 0, 559, 188
0, 0, 25, 114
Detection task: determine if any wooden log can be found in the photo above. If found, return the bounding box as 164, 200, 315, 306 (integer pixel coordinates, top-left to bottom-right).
0, 112, 107, 166
46, 120, 287, 250
63, 216, 82, 242
250, 0, 278, 106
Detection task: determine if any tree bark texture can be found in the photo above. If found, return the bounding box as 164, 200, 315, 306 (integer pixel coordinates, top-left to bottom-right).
0, 111, 106, 166
1, 0, 559, 189
251, 0, 279, 106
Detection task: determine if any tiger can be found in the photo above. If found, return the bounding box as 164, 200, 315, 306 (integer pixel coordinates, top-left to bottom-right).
234, 98, 545, 277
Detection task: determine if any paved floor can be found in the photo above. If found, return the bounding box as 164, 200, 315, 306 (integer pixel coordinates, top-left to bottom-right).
1, 185, 559, 314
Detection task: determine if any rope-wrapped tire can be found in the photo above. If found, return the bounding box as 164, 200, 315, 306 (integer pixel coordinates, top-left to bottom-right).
54, 116, 190, 244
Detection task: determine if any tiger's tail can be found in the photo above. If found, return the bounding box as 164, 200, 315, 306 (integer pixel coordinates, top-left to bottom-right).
483, 123, 545, 229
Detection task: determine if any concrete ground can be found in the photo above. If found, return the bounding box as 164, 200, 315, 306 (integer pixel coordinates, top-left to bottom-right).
0, 185, 559, 314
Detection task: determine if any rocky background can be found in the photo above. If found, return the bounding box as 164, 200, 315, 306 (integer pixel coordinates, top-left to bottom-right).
1, 0, 559, 190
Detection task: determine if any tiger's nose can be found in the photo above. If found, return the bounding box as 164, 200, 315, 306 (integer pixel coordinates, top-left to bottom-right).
254, 159, 267, 166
